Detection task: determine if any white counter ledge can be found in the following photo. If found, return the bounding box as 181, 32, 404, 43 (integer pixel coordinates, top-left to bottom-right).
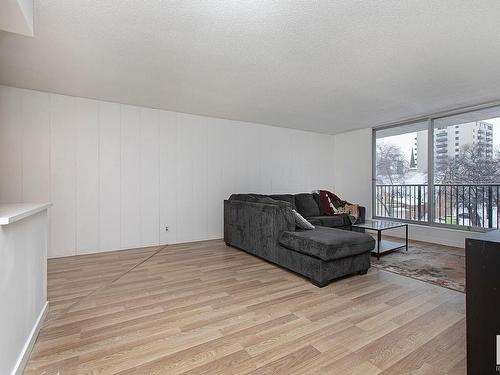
0, 203, 52, 225
0, 202, 51, 375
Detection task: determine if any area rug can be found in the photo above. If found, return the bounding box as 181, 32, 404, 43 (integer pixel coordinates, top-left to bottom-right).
371, 238, 465, 292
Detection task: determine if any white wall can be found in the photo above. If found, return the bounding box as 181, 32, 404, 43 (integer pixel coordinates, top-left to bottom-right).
333, 127, 479, 248
0, 85, 335, 258
333, 128, 373, 218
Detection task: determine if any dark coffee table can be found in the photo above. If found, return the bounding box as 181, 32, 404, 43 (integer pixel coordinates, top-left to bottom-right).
351, 219, 408, 260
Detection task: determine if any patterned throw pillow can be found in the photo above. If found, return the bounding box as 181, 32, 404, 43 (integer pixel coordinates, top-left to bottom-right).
292, 209, 315, 230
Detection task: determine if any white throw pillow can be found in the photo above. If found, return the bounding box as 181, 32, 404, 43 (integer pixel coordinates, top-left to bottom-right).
292, 209, 315, 230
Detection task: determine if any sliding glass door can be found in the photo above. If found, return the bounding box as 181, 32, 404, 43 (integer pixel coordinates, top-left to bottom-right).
374, 105, 500, 230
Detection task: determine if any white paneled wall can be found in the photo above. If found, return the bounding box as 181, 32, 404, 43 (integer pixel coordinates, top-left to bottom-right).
76, 98, 100, 253
120, 105, 142, 249
98, 102, 121, 251
50, 94, 77, 257
0, 85, 335, 257
139, 108, 160, 247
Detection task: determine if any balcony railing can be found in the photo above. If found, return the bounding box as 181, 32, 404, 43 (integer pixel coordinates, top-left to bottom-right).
375, 184, 500, 229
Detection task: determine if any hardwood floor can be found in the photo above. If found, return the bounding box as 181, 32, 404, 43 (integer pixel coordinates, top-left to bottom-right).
24, 240, 466, 374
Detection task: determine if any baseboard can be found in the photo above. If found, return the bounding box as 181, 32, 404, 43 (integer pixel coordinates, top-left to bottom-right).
12, 301, 48, 375
48, 238, 225, 259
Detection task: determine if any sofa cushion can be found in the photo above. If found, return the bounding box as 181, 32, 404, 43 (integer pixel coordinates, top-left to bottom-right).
257, 197, 278, 204
294, 193, 320, 217
269, 194, 296, 208
307, 214, 351, 228
229, 193, 267, 202
312, 192, 322, 212
279, 226, 375, 261
256, 197, 293, 210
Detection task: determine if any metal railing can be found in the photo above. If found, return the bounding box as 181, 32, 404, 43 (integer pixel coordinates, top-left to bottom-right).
375, 184, 500, 229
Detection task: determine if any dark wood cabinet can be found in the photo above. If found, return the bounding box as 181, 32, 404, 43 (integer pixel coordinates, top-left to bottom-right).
466, 230, 500, 374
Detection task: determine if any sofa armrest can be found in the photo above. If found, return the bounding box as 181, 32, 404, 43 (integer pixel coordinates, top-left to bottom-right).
224, 199, 295, 250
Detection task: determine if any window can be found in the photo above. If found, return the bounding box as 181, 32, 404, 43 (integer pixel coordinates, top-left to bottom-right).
374, 121, 428, 221
374, 105, 500, 230
433, 109, 500, 228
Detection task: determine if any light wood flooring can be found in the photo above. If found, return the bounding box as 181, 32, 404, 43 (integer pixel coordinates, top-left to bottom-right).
24, 240, 466, 374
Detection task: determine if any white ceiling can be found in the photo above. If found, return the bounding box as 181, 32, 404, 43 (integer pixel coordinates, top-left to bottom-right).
1, 1, 500, 134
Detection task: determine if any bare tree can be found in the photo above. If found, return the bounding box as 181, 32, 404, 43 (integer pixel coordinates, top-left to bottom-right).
435, 144, 500, 226
435, 144, 500, 184
376, 143, 409, 184
376, 144, 410, 216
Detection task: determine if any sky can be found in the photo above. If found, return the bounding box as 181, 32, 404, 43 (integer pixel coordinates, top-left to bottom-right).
378, 117, 500, 162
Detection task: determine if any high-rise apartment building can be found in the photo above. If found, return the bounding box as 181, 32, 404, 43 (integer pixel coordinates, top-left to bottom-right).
413, 121, 493, 173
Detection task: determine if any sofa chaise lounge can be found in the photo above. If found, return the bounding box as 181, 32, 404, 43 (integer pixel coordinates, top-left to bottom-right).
224, 193, 375, 287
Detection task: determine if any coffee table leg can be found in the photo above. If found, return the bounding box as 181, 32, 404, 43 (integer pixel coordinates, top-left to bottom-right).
377, 230, 381, 260
405, 225, 408, 252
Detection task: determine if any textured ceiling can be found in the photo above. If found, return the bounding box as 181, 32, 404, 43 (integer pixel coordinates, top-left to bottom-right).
1, 1, 500, 134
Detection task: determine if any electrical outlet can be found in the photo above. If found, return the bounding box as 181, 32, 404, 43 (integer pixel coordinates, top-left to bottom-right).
165, 226, 169, 232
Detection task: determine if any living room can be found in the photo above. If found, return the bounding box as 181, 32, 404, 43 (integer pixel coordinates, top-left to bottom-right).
1, 1, 499, 374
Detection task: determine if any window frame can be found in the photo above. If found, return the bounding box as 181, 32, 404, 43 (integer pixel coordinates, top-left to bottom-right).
372, 101, 500, 232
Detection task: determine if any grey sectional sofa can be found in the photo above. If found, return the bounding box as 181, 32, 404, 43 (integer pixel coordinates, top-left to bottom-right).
224, 193, 375, 287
